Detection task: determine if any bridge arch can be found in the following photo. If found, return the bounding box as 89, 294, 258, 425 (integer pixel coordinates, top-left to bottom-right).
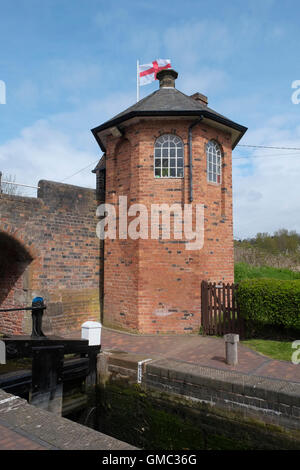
0, 228, 35, 335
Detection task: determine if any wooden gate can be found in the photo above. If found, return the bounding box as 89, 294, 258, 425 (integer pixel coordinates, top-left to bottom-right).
201, 281, 244, 337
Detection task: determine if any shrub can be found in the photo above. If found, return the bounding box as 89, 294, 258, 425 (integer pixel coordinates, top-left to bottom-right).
237, 278, 300, 332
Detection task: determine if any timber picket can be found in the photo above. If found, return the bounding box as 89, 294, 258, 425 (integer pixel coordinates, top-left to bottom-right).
201, 281, 244, 338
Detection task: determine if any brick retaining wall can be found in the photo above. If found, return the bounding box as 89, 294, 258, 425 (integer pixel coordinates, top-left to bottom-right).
144, 358, 300, 431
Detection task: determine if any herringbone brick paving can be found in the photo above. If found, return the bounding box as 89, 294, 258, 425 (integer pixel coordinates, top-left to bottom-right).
99, 327, 300, 383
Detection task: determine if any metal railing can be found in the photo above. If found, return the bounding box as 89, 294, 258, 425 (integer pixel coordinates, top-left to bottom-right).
0, 171, 39, 193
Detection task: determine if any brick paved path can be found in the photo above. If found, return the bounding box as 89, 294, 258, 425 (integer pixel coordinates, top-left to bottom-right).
0, 422, 47, 450
100, 328, 300, 383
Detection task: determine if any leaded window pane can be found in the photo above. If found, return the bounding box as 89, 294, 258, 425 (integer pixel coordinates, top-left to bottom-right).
170, 148, 176, 158
206, 141, 222, 184
154, 134, 184, 178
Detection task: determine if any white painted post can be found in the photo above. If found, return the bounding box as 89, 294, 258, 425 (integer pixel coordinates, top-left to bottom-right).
224, 334, 239, 366
81, 321, 102, 346
137, 358, 152, 384
0, 340, 5, 364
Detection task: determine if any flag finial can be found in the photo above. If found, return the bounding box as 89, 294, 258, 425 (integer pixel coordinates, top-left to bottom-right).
156, 69, 178, 88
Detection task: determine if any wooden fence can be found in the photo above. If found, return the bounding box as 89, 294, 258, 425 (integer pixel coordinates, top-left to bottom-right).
201, 280, 245, 338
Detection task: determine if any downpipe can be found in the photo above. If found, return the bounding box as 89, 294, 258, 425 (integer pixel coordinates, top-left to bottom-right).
188, 116, 203, 203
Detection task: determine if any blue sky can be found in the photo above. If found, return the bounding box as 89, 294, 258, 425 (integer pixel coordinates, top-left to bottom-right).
1, 0, 300, 238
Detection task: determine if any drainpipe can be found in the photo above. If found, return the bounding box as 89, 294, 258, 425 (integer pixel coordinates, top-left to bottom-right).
188, 116, 203, 203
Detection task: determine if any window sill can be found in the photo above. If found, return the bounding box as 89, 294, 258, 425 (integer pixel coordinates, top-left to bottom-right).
154, 176, 184, 180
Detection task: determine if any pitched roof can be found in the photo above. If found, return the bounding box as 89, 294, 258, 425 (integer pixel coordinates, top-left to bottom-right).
92, 155, 106, 173
91, 86, 247, 151
105, 88, 224, 118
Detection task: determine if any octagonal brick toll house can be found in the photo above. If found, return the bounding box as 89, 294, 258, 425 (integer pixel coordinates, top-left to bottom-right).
91, 69, 247, 334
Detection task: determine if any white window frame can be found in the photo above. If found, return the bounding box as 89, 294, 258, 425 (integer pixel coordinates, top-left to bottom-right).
206, 140, 222, 184
154, 134, 184, 178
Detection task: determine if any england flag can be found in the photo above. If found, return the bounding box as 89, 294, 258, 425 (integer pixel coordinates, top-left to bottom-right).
139, 59, 172, 86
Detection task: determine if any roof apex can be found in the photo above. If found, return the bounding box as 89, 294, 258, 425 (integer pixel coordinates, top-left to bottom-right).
91, 85, 247, 151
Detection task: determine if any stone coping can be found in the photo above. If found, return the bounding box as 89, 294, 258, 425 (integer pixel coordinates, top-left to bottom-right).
146, 358, 300, 405
0, 389, 137, 450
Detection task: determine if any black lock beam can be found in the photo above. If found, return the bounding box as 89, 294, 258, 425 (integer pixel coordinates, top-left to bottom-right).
30, 344, 64, 415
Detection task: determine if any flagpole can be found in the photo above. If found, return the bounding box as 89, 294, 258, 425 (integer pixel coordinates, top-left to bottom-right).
137, 59, 140, 102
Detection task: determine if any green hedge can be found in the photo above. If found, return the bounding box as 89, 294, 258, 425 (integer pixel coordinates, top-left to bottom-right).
237, 278, 300, 331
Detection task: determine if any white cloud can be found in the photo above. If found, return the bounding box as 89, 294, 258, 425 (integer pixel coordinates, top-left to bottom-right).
179, 67, 228, 96
233, 114, 300, 238
163, 19, 232, 67
0, 119, 96, 191
0, 90, 135, 194
11, 59, 103, 110
47, 60, 102, 92
14, 79, 39, 107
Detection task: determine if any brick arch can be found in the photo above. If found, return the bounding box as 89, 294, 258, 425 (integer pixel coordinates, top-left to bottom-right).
205, 138, 224, 156
155, 128, 186, 143
0, 224, 39, 260
106, 134, 131, 157
0, 227, 36, 335
113, 136, 133, 162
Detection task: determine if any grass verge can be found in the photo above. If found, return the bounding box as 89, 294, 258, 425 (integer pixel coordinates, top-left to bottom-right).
235, 262, 300, 282
241, 338, 294, 362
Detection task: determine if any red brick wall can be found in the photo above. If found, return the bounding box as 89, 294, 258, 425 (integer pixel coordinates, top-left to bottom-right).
0, 260, 26, 335
0, 181, 100, 335
103, 138, 139, 331
102, 119, 234, 334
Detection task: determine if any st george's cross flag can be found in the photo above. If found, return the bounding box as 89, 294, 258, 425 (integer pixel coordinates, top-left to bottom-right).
139, 59, 172, 86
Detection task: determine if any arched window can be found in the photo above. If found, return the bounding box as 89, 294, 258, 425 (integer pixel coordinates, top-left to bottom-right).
154, 134, 184, 178
206, 141, 222, 184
